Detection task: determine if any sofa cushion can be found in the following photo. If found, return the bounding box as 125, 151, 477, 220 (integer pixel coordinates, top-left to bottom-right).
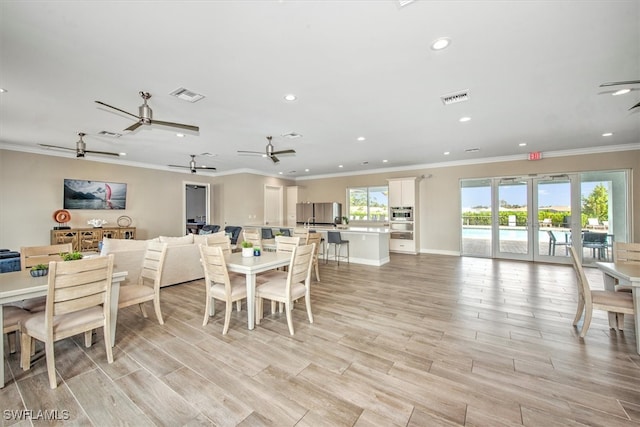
159, 234, 194, 246
193, 231, 227, 246
100, 238, 149, 255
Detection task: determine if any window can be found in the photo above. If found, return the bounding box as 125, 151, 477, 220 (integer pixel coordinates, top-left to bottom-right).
348, 186, 388, 221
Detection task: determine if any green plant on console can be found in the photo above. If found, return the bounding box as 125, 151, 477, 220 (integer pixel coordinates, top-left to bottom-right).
241, 241, 253, 249
60, 251, 83, 261
31, 263, 48, 271
342, 216, 350, 225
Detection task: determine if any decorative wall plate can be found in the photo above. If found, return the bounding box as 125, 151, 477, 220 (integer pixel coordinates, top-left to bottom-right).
53, 209, 71, 223
117, 215, 132, 227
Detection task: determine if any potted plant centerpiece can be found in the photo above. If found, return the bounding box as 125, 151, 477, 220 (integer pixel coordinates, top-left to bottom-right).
241, 241, 254, 257
30, 263, 49, 277
61, 251, 83, 261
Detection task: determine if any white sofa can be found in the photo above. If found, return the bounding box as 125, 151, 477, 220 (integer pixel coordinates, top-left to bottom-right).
100, 233, 222, 287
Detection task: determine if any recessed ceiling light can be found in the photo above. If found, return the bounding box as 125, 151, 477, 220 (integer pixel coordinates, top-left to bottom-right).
444, 151, 450, 155
602, 132, 614, 137
0, 88, 7, 93
459, 117, 471, 122
284, 94, 297, 101
357, 136, 366, 141
519, 142, 527, 147
176, 133, 185, 138
279, 171, 283, 175
613, 89, 631, 96
305, 168, 310, 172
338, 165, 343, 168
119, 152, 127, 156
382, 159, 388, 163
431, 37, 451, 50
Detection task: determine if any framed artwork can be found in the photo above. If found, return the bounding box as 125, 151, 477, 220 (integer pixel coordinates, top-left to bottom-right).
63, 179, 127, 210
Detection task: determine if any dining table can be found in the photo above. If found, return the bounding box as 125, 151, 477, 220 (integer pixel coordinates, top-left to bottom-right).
596, 261, 640, 354
0, 269, 127, 388
225, 250, 292, 330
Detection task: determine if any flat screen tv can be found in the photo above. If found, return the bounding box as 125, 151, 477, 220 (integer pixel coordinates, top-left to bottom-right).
63, 179, 127, 210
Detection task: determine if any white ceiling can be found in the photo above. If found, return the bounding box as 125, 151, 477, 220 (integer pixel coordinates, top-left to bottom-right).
1, 1, 639, 178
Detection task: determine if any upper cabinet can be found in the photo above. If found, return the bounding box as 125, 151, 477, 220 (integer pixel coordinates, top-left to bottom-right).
286, 186, 305, 226
388, 178, 417, 207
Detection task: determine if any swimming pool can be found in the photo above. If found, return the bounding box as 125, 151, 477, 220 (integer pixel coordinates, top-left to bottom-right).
462, 227, 552, 241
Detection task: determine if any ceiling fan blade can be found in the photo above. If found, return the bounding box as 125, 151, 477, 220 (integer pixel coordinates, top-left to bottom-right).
94, 101, 139, 118
195, 166, 217, 171
629, 100, 640, 110
124, 121, 143, 132
270, 155, 280, 163
39, 144, 74, 152
600, 80, 640, 87
85, 149, 120, 157
168, 164, 190, 168
272, 149, 296, 155
152, 119, 199, 132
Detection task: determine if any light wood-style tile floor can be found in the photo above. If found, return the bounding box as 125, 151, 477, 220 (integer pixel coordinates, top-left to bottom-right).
2, 254, 639, 426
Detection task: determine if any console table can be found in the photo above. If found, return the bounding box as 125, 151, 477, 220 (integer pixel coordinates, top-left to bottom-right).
51, 227, 136, 252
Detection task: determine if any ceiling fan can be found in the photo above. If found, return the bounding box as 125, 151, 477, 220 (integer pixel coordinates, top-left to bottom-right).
168, 154, 216, 173
95, 91, 199, 132
237, 136, 296, 164
39, 132, 120, 158
599, 80, 640, 110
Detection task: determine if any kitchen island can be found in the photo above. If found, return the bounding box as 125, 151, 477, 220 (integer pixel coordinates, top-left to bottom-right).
255, 225, 390, 266
328, 226, 390, 266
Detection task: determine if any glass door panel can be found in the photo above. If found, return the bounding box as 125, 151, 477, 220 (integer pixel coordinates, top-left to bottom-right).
579, 170, 628, 265
535, 176, 572, 263
460, 179, 492, 257
495, 179, 530, 260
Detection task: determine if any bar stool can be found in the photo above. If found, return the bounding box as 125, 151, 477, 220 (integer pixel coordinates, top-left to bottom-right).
325, 231, 349, 265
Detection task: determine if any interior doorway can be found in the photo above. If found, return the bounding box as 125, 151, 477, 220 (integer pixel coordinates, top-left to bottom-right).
264, 185, 283, 226
183, 182, 210, 235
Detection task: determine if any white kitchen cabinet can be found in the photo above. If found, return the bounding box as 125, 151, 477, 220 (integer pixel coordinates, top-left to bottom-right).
388, 178, 416, 207
389, 238, 416, 253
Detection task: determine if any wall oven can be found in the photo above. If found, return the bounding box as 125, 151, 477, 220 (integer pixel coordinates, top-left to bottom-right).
390, 221, 413, 240
390, 206, 413, 221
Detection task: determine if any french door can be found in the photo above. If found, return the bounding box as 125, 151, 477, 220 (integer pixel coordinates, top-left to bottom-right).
461, 170, 629, 264
495, 175, 578, 263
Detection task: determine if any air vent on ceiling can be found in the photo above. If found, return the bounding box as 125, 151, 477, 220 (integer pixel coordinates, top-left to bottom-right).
98, 131, 122, 138
282, 132, 303, 139
169, 87, 205, 103
441, 90, 470, 105
465, 148, 480, 153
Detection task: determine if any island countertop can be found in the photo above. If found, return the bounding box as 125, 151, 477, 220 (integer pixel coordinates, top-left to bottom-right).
259, 225, 389, 234
253, 225, 390, 266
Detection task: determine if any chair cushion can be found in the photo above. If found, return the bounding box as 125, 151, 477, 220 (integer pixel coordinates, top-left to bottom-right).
0, 251, 20, 259
208, 276, 247, 300
3, 305, 32, 332
23, 307, 105, 339
255, 279, 307, 301
119, 284, 155, 304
